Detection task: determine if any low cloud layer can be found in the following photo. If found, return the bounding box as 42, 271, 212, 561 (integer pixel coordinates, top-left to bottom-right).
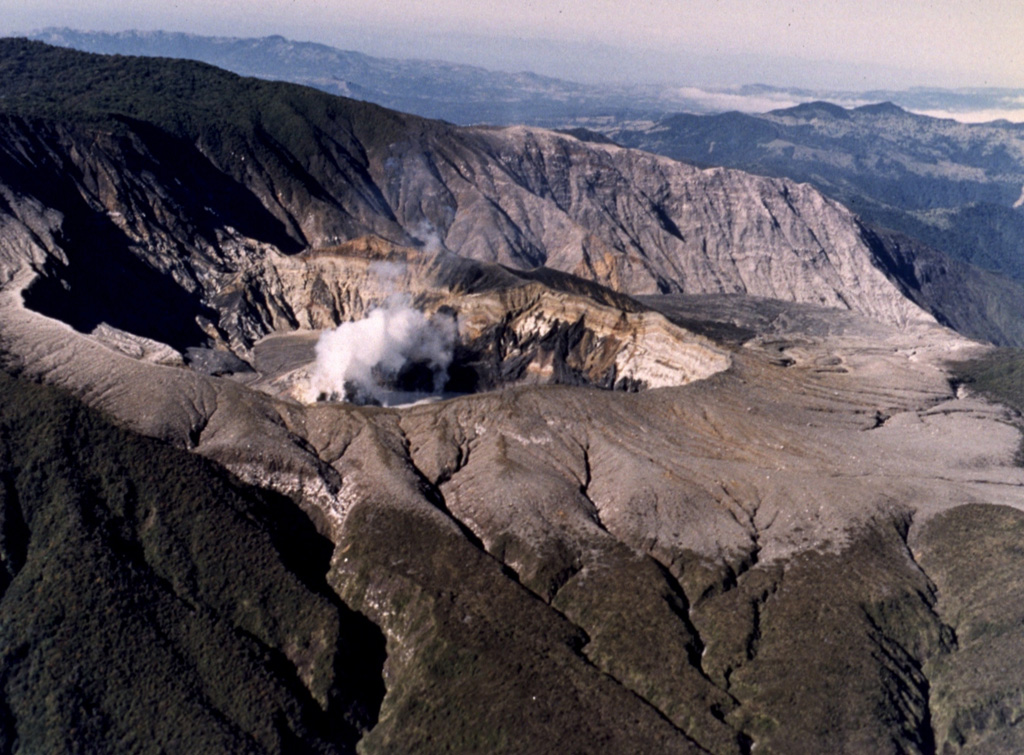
658, 85, 1024, 123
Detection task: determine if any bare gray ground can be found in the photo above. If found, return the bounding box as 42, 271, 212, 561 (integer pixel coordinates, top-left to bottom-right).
3, 270, 1023, 750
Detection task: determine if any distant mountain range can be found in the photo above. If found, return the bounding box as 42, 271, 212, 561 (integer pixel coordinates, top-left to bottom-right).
29, 29, 1024, 126
27, 28, 649, 125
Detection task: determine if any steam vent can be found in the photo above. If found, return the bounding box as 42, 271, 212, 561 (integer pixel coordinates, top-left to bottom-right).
243, 241, 732, 405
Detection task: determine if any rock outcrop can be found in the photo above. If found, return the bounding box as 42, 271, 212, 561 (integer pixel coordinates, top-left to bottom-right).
608, 102, 1024, 345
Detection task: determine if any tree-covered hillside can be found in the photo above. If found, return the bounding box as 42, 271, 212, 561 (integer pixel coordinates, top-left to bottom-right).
0, 369, 385, 753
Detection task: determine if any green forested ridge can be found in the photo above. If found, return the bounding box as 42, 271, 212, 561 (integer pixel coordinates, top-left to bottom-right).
0, 369, 384, 753
0, 38, 438, 255
955, 349, 1024, 414
951, 349, 1024, 464
0, 38, 421, 151
914, 504, 1024, 752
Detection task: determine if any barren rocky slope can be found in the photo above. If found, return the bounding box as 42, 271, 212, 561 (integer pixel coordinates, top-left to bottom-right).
1, 41, 1024, 754
4, 268, 1023, 752
609, 102, 1024, 319
4, 39, 1022, 354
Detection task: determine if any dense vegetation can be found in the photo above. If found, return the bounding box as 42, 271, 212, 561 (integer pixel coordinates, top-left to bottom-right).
915, 504, 1024, 751
0, 38, 422, 154
951, 348, 1024, 464
0, 38, 442, 258
0, 369, 385, 753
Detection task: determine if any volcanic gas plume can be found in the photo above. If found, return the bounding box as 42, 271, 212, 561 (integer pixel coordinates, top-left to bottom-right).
306, 296, 456, 405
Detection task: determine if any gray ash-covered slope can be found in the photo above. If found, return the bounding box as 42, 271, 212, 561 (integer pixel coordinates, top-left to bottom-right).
0, 369, 719, 755
2, 40, 1024, 755
5, 281, 1024, 753
609, 102, 1024, 304
0, 40, 1020, 353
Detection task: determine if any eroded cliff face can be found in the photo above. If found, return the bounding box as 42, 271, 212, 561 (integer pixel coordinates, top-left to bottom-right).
0, 101, 940, 417
0, 83, 936, 368
405, 126, 935, 327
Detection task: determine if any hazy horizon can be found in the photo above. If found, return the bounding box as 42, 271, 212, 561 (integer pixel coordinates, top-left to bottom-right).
5, 1, 1023, 93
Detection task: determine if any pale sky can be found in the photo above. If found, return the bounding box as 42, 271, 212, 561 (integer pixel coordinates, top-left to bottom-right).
3, 0, 1023, 89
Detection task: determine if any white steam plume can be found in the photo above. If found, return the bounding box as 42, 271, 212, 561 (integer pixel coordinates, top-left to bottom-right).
411, 218, 447, 255
306, 295, 456, 405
